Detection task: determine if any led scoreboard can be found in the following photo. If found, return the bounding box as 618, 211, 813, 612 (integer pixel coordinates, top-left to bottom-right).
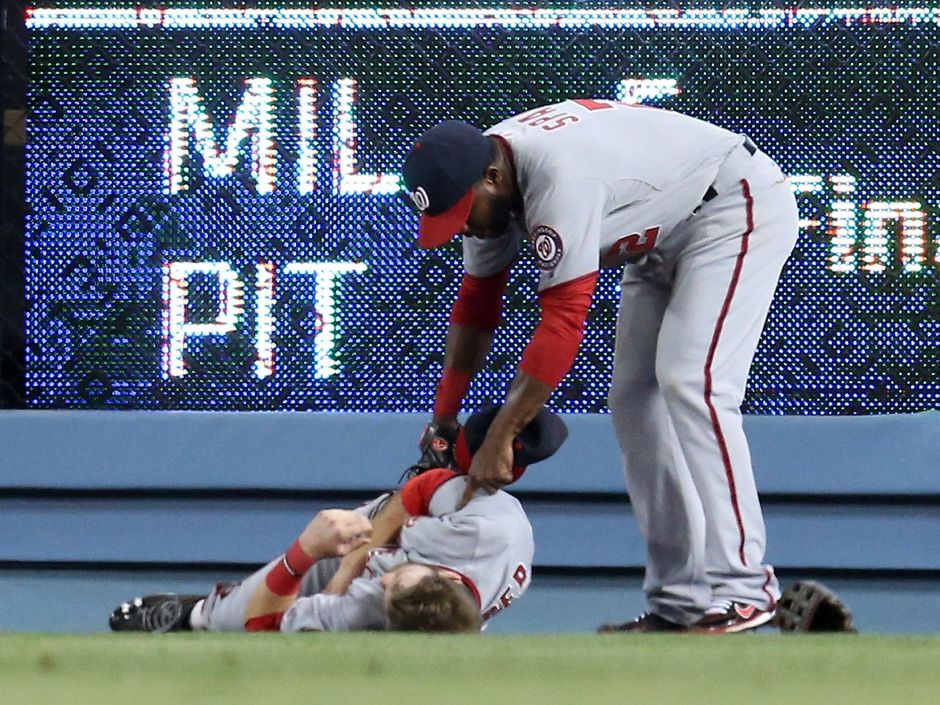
25, 4, 940, 413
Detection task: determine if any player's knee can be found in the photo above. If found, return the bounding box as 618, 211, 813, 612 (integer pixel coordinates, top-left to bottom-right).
655, 364, 706, 408
658, 363, 744, 415
608, 373, 654, 414
202, 584, 245, 632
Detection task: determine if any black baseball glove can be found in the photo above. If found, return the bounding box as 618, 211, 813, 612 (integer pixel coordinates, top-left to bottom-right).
774, 581, 857, 633
400, 422, 461, 482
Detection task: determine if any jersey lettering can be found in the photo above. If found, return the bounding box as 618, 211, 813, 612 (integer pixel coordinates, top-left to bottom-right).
541, 115, 579, 132
515, 99, 629, 135
480, 571, 527, 621
499, 586, 514, 608
608, 226, 661, 257
516, 106, 556, 124
516, 106, 581, 133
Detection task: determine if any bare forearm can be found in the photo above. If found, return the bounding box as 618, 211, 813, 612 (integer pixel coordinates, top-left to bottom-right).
246, 577, 297, 623
369, 493, 410, 544
246, 510, 372, 624
444, 323, 493, 378
487, 371, 555, 442
323, 494, 410, 595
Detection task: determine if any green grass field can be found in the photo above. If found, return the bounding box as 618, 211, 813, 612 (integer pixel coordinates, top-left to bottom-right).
2, 633, 939, 705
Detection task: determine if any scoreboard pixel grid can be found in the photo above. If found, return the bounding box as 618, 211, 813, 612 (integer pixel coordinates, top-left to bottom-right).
24, 6, 940, 413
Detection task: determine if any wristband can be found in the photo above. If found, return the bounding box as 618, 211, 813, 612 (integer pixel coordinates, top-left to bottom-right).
433, 367, 472, 418
265, 540, 316, 596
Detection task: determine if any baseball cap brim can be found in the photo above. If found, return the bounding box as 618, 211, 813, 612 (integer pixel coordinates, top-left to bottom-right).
418, 188, 475, 249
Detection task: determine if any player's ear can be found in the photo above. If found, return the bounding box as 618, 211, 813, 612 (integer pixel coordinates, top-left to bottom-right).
483, 165, 501, 185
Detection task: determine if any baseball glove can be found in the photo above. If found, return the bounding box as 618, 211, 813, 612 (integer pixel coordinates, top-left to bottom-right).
400, 422, 461, 482
774, 581, 857, 633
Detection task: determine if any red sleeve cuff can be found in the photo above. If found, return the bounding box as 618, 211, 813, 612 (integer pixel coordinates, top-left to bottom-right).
401, 468, 459, 516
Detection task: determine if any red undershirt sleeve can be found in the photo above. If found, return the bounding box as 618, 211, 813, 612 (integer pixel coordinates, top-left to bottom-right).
449, 267, 511, 331
245, 612, 285, 632
518, 272, 599, 388
400, 468, 459, 516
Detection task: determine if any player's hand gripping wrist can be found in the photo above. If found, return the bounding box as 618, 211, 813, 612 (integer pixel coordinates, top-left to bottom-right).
459, 435, 514, 507
298, 510, 373, 560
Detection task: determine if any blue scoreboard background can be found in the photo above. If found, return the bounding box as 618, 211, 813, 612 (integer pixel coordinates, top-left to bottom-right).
25, 4, 940, 413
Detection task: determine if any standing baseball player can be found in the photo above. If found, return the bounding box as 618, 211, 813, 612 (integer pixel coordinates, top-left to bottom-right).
402, 99, 799, 632
110, 406, 566, 633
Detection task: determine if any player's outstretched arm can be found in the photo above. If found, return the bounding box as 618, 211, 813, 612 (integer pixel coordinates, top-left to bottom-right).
407, 268, 508, 477
430, 267, 510, 427
459, 273, 598, 506
403, 322, 495, 478
244, 510, 372, 627
321, 493, 411, 596
459, 372, 554, 506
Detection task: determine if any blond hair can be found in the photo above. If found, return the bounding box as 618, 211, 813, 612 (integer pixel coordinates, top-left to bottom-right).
385, 573, 481, 633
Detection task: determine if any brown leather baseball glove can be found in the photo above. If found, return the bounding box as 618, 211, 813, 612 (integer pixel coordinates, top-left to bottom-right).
774, 581, 858, 633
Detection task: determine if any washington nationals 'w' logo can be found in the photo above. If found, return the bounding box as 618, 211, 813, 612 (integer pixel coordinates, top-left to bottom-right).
408, 187, 430, 211
531, 225, 564, 271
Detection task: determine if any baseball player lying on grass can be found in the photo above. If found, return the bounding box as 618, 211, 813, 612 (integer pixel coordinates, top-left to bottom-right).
109, 406, 567, 634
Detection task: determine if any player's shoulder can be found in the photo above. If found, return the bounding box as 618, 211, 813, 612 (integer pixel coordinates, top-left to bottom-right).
469, 489, 531, 529
476, 494, 534, 547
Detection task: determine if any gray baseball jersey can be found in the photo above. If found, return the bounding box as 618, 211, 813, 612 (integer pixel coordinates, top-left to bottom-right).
458, 99, 797, 623
202, 478, 533, 632
464, 98, 744, 289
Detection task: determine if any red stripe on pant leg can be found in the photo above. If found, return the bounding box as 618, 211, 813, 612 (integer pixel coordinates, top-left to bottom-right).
703, 178, 754, 567
762, 567, 777, 610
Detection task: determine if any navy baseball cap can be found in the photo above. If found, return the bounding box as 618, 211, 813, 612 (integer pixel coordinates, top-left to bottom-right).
454, 404, 569, 482
402, 120, 491, 249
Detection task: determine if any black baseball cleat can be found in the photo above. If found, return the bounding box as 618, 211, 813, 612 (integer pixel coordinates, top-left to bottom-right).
598, 612, 688, 633
691, 601, 775, 633
109, 593, 203, 633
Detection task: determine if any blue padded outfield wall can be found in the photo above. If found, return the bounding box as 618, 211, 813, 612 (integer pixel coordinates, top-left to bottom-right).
4, 3, 939, 633
2, 411, 939, 633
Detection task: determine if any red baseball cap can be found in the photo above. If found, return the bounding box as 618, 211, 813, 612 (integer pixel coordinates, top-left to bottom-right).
402, 121, 492, 249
